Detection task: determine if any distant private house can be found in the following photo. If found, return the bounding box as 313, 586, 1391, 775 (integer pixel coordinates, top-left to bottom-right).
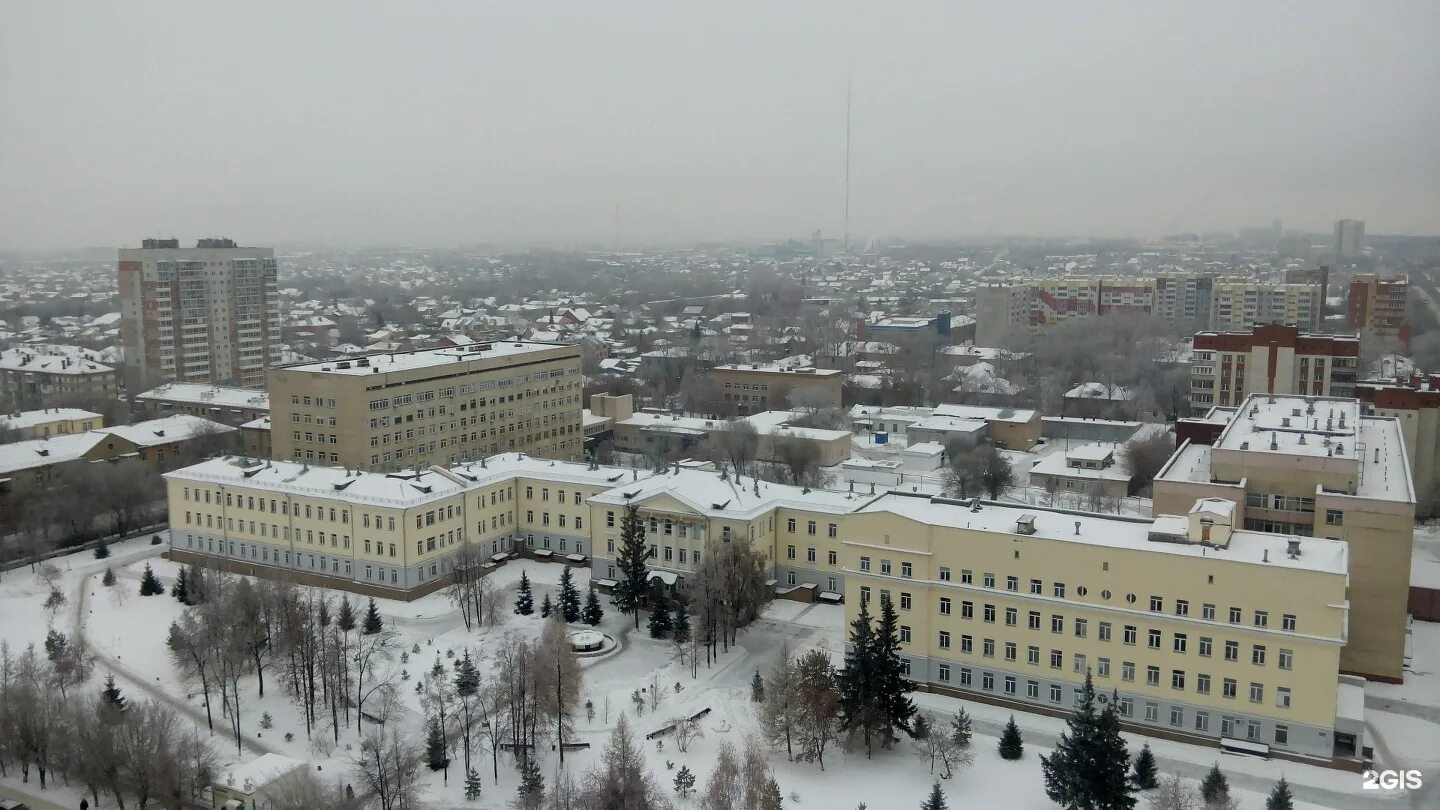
1028, 443, 1131, 499
1062, 382, 1137, 419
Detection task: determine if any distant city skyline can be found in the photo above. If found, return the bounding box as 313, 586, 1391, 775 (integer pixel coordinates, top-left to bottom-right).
2, 1, 1437, 250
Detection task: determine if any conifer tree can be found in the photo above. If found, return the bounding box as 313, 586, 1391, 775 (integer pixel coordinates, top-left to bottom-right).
101, 567, 116, 587
950, 708, 973, 748
559, 565, 582, 623
101, 673, 127, 713
1131, 743, 1159, 790
93, 537, 110, 559
138, 563, 164, 596
751, 668, 766, 703
517, 755, 544, 807
515, 570, 535, 615
1200, 763, 1230, 807
671, 598, 691, 642
921, 781, 948, 810
540, 592, 554, 618
647, 585, 672, 639
759, 776, 783, 810
1040, 672, 1135, 810
582, 585, 604, 626
453, 651, 480, 774
426, 717, 451, 783
363, 597, 384, 634
171, 566, 189, 602
837, 596, 878, 755
337, 596, 357, 633
611, 504, 650, 629
872, 592, 917, 742
674, 765, 696, 798
1266, 777, 1294, 810
998, 715, 1024, 760
464, 768, 482, 801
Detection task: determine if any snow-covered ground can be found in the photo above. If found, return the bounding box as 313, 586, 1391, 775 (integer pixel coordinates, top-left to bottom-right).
1, 538, 1432, 809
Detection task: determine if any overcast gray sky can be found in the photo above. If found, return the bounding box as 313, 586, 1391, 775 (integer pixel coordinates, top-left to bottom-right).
2, 1, 1437, 249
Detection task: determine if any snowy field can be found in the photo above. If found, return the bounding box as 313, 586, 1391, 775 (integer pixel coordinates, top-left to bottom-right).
1, 536, 1434, 809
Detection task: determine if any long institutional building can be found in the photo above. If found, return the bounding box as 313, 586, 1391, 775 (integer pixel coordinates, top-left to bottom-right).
975, 273, 1323, 345
165, 390, 1412, 765
267, 342, 584, 471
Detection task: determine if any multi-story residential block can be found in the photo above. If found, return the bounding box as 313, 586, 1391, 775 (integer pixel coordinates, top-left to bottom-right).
976, 274, 1324, 343
164, 450, 1372, 762
0, 346, 117, 409
1209, 280, 1321, 333
267, 342, 584, 471
1356, 374, 1440, 514
1156, 394, 1414, 683
118, 237, 282, 391
0, 408, 102, 440
709, 363, 843, 413
1188, 325, 1359, 415
1346, 273, 1408, 347
134, 382, 270, 427
1334, 219, 1365, 259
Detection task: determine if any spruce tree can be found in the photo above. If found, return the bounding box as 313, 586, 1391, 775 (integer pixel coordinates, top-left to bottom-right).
101, 567, 116, 587
674, 765, 696, 797
751, 668, 766, 703
363, 597, 384, 634
426, 717, 450, 783
514, 570, 535, 615
611, 504, 650, 629
558, 565, 581, 623
517, 755, 544, 806
464, 768, 482, 801
1266, 777, 1294, 810
1040, 672, 1135, 810
998, 715, 1024, 760
1200, 763, 1230, 807
582, 585, 604, 626
138, 563, 164, 596
337, 596, 357, 633
950, 708, 973, 748
759, 777, 783, 810
647, 586, 672, 639
837, 596, 877, 754
872, 592, 917, 742
93, 537, 110, 559
921, 781, 948, 810
1131, 742, 1159, 790
671, 598, 691, 642
101, 674, 127, 713
171, 566, 189, 602
540, 592, 554, 619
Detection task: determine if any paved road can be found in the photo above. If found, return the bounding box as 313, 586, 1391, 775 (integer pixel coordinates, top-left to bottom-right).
0, 784, 72, 810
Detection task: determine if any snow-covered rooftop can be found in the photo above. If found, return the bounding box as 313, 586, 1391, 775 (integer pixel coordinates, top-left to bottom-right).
0, 408, 102, 430
135, 382, 270, 411
0, 346, 113, 374
101, 414, 237, 447
933, 403, 1037, 424
856, 492, 1348, 575
279, 342, 569, 376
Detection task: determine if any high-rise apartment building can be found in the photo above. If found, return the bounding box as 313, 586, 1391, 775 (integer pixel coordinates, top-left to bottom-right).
1157, 394, 1414, 683
1334, 219, 1365, 259
1209, 281, 1322, 333
267, 342, 584, 471
1188, 325, 1358, 415
1346, 273, 1408, 346
118, 238, 281, 391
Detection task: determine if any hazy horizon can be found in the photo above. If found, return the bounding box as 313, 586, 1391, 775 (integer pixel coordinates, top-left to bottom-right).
3, 1, 1438, 250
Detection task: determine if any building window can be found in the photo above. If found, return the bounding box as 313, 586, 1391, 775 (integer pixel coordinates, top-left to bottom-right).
828, 550, 837, 566
1275, 724, 1289, 745
1123, 626, 1137, 645
1147, 629, 1161, 649
937, 664, 950, 682
1202, 603, 1216, 621
1075, 619, 1088, 638
1173, 633, 1187, 653
1053, 582, 1066, 598
939, 566, 951, 581
1195, 711, 1209, 732
1197, 674, 1211, 694
1122, 662, 1135, 682
939, 597, 951, 615
1175, 599, 1189, 617
1146, 666, 1160, 686
1224, 641, 1239, 661
1249, 683, 1264, 703
1252, 645, 1266, 666
899, 626, 911, 643
1172, 670, 1186, 690
1098, 622, 1111, 642
1254, 611, 1268, 628
900, 593, 912, 611
1277, 687, 1291, 709
901, 562, 913, 579
1149, 595, 1163, 612
938, 631, 950, 649
1097, 658, 1110, 678
1223, 678, 1237, 699
1278, 649, 1293, 670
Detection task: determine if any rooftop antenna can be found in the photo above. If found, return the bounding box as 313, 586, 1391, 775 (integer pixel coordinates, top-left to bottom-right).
843, 62, 852, 253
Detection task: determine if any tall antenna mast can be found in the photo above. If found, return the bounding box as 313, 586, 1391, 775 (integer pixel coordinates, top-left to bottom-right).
844, 66, 852, 253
